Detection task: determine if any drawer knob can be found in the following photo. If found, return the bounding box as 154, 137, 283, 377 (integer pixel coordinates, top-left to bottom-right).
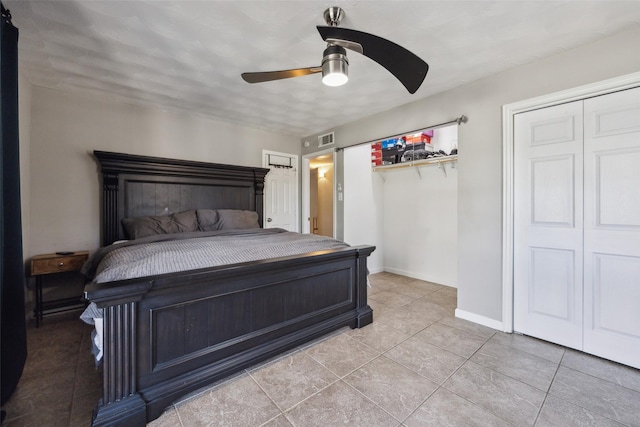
58, 262, 64, 267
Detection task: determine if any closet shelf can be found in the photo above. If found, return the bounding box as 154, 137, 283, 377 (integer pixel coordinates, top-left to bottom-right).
373, 155, 457, 178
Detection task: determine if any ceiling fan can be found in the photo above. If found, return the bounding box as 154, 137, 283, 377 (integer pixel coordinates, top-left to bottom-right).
241, 7, 429, 94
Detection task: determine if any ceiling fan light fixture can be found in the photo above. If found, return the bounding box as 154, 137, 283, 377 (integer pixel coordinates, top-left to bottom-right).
321, 45, 348, 87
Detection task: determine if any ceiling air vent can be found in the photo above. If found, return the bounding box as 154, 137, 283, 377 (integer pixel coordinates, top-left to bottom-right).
318, 132, 335, 148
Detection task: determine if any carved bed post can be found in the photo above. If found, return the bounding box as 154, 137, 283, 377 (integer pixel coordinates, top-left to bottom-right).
86, 281, 152, 427
102, 172, 119, 246
255, 171, 265, 227
354, 246, 375, 328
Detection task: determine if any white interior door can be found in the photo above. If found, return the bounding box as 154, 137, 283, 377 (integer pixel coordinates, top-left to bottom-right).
514, 101, 584, 350
583, 87, 640, 368
514, 87, 640, 368
263, 151, 298, 232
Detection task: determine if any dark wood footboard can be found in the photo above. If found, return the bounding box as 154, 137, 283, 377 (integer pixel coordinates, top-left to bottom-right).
85, 245, 374, 426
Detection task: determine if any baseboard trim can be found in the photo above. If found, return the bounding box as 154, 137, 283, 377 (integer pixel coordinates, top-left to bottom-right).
455, 309, 504, 331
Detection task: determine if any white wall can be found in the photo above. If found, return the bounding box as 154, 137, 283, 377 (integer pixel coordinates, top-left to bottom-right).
306, 25, 640, 325
381, 163, 458, 287
343, 144, 384, 273
26, 86, 301, 258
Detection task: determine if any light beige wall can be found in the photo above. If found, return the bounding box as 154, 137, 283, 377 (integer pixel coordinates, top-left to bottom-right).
27, 86, 300, 258
303, 24, 640, 323
310, 168, 318, 233
317, 164, 334, 237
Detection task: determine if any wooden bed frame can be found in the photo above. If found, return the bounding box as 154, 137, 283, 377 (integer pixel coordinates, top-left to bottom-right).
84, 151, 374, 426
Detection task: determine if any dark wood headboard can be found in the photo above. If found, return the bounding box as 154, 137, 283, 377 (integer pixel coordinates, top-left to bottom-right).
93, 151, 270, 245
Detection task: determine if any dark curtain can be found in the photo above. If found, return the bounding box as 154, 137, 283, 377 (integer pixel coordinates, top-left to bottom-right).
0, 2, 26, 406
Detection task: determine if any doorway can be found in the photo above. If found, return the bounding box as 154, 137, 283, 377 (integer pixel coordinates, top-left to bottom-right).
262, 150, 298, 232
302, 149, 335, 237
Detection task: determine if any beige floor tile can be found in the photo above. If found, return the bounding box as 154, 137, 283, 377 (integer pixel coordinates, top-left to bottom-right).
444, 361, 545, 426
561, 349, 640, 393
304, 333, 380, 377
344, 356, 438, 421
69, 387, 101, 426
536, 395, 625, 427
368, 290, 415, 308
489, 332, 565, 364
3, 366, 76, 420
416, 322, 488, 358
390, 283, 434, 299
284, 381, 399, 426
471, 340, 558, 391
406, 279, 447, 293
21, 334, 83, 380
367, 273, 402, 293
148, 406, 183, 427
249, 351, 338, 411
371, 272, 413, 284
421, 288, 457, 309
549, 366, 640, 426
347, 320, 411, 352
375, 306, 441, 335
403, 297, 451, 317
261, 414, 294, 427
385, 336, 467, 385
437, 315, 497, 339
405, 388, 511, 427
176, 373, 281, 427
366, 298, 393, 319
2, 410, 71, 427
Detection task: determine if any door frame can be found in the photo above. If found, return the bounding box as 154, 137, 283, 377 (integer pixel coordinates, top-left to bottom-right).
302, 148, 337, 236
501, 71, 640, 333
262, 150, 299, 232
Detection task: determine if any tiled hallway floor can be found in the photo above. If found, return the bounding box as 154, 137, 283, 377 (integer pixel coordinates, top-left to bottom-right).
3, 272, 640, 426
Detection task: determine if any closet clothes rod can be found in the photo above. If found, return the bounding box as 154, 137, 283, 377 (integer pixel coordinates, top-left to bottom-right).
334, 115, 467, 152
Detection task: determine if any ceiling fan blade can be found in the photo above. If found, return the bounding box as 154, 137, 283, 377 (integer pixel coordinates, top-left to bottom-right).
317, 26, 428, 94
241, 67, 322, 84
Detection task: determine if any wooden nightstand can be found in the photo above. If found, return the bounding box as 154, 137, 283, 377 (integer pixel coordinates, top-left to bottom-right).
30, 251, 89, 327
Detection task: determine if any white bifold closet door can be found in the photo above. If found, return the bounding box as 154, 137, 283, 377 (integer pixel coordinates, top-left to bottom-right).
514, 86, 640, 369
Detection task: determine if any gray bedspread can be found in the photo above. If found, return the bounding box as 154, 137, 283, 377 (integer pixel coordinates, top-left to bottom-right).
80, 228, 357, 362
81, 228, 351, 325
83, 228, 350, 284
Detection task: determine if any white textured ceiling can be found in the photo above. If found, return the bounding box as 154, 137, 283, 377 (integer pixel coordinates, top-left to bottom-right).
5, 1, 640, 137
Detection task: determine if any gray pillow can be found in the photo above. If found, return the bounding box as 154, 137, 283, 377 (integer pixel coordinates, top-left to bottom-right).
121, 210, 198, 239
196, 209, 220, 232
213, 209, 260, 230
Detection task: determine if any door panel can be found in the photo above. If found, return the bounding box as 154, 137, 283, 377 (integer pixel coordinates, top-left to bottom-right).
592, 254, 640, 337
514, 101, 584, 349
595, 149, 640, 228
583, 87, 640, 368
531, 155, 575, 226
528, 247, 575, 321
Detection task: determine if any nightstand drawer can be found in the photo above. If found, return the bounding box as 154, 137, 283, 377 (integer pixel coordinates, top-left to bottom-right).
31, 252, 89, 275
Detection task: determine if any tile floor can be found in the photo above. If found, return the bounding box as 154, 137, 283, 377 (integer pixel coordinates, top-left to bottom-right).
3, 272, 640, 426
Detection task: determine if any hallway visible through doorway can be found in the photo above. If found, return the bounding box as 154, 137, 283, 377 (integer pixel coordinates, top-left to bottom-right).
308, 153, 334, 237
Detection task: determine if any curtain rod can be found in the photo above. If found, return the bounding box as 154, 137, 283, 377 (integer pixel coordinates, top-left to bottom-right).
334, 115, 467, 152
